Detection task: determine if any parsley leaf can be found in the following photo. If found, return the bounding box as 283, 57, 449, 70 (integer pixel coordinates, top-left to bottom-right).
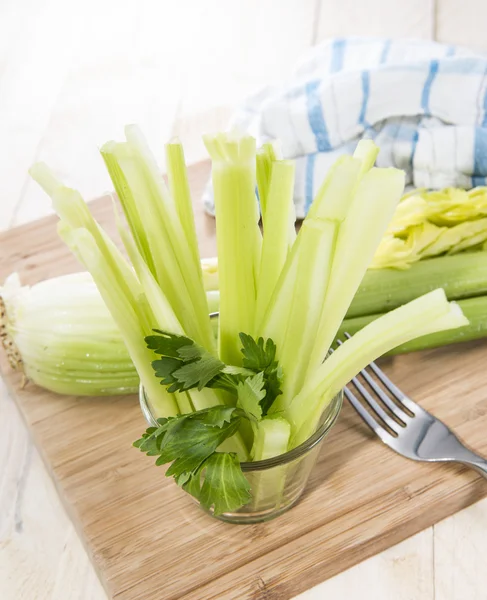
183, 453, 251, 515
239, 333, 277, 371
134, 405, 251, 514
239, 333, 283, 415
147, 330, 283, 416
147, 330, 225, 392
236, 372, 265, 421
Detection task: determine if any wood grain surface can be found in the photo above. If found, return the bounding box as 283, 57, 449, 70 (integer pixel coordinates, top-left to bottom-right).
1, 163, 487, 600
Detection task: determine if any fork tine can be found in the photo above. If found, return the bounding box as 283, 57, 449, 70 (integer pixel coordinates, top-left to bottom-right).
349, 376, 401, 433
367, 361, 417, 414
344, 387, 394, 444
359, 367, 410, 423
342, 332, 417, 414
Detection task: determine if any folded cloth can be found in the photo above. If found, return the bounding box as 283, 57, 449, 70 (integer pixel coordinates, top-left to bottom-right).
204, 37, 487, 218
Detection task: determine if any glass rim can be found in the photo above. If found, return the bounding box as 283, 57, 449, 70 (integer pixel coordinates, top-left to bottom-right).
138, 385, 343, 472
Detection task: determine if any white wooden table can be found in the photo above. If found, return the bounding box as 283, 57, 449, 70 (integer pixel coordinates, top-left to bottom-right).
1, 1, 487, 598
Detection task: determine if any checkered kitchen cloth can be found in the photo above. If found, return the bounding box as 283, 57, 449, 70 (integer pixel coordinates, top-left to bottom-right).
204, 37, 487, 218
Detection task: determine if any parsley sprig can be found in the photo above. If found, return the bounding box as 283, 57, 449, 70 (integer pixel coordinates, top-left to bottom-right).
135, 330, 283, 515
134, 406, 251, 515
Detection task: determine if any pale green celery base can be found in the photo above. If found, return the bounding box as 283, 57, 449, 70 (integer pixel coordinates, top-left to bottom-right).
62, 227, 179, 416
22, 369, 139, 396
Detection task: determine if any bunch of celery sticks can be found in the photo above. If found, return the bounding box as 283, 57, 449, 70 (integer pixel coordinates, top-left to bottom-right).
25, 127, 467, 514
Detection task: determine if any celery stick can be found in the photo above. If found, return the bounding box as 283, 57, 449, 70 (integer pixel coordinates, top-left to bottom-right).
251, 417, 291, 461
256, 141, 282, 224
338, 295, 487, 354
29, 164, 143, 318
61, 227, 179, 416
205, 134, 262, 365
307, 156, 362, 221
259, 156, 362, 337
348, 251, 487, 318
307, 167, 405, 376
122, 129, 213, 351
101, 139, 214, 352
28, 161, 63, 195
118, 213, 240, 419
166, 139, 200, 267
353, 139, 379, 176
271, 219, 337, 412
101, 142, 156, 275
250, 417, 291, 511
254, 160, 295, 329
290, 289, 468, 445
118, 225, 183, 335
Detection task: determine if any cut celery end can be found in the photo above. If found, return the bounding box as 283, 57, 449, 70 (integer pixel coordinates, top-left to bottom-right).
307, 156, 362, 221
290, 289, 468, 445
353, 139, 379, 176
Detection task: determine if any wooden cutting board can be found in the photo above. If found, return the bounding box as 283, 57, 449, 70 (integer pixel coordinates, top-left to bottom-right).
1, 162, 487, 600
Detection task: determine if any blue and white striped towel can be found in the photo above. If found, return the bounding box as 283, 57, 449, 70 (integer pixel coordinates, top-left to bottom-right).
204, 37, 487, 218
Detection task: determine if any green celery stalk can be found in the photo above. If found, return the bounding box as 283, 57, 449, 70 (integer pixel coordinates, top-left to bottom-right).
251, 417, 291, 461
254, 160, 295, 330
100, 143, 156, 274
118, 216, 239, 416
250, 416, 291, 511
256, 141, 281, 224
290, 289, 468, 445
205, 133, 262, 365
353, 139, 379, 176
270, 219, 336, 412
60, 226, 179, 416
29, 164, 143, 321
261, 154, 365, 410
307, 166, 405, 376
117, 224, 183, 335
101, 129, 214, 352
166, 139, 201, 268
348, 251, 487, 318
337, 295, 487, 354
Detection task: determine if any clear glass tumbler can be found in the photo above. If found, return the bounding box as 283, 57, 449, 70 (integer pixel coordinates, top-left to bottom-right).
139, 386, 343, 524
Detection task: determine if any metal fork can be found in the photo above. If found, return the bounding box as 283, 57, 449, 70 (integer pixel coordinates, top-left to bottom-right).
339, 337, 487, 478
